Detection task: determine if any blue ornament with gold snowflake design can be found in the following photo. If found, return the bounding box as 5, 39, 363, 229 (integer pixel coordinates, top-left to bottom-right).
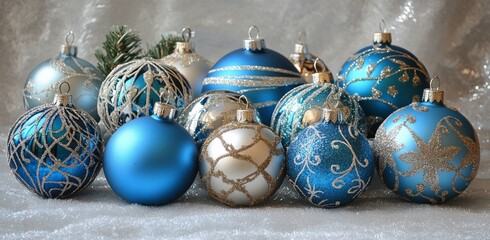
287, 107, 374, 207
201, 26, 304, 126
338, 21, 430, 137
374, 77, 480, 204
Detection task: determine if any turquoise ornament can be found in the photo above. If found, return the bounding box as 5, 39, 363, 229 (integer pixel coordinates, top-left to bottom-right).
201, 26, 304, 126
374, 78, 480, 204
272, 62, 366, 148
287, 108, 374, 207
338, 21, 430, 137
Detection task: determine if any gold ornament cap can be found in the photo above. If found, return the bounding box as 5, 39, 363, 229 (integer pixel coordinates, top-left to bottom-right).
422, 76, 444, 104
236, 95, 255, 123
311, 58, 334, 85
174, 27, 195, 54
323, 108, 343, 124
53, 82, 73, 107
60, 31, 78, 56
373, 20, 392, 45
243, 26, 266, 51
153, 102, 177, 120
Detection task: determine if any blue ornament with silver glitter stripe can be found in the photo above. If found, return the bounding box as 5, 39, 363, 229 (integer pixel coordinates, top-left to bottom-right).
374, 78, 480, 204
287, 108, 374, 207
271, 61, 366, 148
338, 21, 430, 137
201, 26, 304, 125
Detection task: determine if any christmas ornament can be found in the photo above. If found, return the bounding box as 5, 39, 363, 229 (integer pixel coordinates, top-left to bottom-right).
338, 20, 430, 137
104, 95, 198, 205
374, 77, 480, 204
289, 31, 333, 83
202, 25, 304, 126
287, 107, 374, 207
200, 99, 285, 207
178, 90, 261, 149
7, 82, 103, 198
24, 31, 103, 121
98, 58, 192, 133
271, 59, 366, 148
95, 25, 143, 78
161, 27, 213, 98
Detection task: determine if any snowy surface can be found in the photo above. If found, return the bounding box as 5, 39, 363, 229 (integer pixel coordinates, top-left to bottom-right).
1, 0, 490, 239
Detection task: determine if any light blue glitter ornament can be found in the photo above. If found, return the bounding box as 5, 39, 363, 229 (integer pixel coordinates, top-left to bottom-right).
287, 108, 374, 207
104, 95, 198, 205
7, 83, 103, 198
98, 58, 192, 133
374, 77, 480, 204
272, 59, 366, 148
201, 26, 304, 126
178, 91, 261, 150
338, 21, 430, 137
23, 31, 103, 121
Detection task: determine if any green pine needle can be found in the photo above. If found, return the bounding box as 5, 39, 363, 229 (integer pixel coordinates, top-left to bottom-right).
145, 34, 183, 59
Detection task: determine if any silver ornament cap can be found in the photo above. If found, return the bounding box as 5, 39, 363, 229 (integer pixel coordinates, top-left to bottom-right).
373, 20, 392, 45
53, 82, 73, 107
311, 58, 333, 84
174, 27, 194, 54
243, 26, 266, 51
60, 31, 78, 56
153, 102, 177, 120
236, 95, 255, 123
422, 76, 444, 104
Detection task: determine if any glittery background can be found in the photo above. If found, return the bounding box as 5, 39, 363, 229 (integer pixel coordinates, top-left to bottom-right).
0, 0, 489, 239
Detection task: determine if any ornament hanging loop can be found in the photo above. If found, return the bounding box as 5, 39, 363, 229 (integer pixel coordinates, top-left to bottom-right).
59, 81, 71, 94
182, 27, 192, 42
65, 31, 75, 45
312, 58, 333, 84
248, 25, 260, 39
430, 76, 441, 90
379, 19, 387, 33
237, 95, 254, 123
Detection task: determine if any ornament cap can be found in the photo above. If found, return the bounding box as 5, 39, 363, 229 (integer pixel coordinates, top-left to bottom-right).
243, 26, 266, 51
293, 43, 306, 54
53, 82, 73, 107
422, 76, 444, 104
311, 58, 333, 84
236, 95, 255, 123
174, 27, 195, 54
373, 20, 392, 45
60, 31, 78, 56
153, 102, 177, 120
323, 108, 343, 124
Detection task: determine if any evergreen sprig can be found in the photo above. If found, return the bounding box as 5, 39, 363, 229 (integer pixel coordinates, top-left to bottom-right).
146, 34, 183, 59
95, 25, 143, 77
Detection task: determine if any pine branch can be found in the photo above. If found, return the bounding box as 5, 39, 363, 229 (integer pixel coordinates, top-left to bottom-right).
145, 34, 183, 59
95, 25, 143, 78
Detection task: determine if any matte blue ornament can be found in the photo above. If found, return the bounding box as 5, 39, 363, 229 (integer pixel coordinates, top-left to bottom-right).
338, 22, 430, 137
23, 31, 103, 121
98, 58, 192, 133
201, 26, 304, 126
7, 86, 103, 198
272, 67, 366, 148
104, 101, 198, 205
287, 108, 374, 207
374, 79, 480, 204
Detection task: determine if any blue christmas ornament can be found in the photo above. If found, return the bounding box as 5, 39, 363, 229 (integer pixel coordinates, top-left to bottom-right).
104, 99, 198, 205
7, 83, 103, 198
338, 21, 430, 137
201, 26, 304, 126
23, 31, 103, 121
98, 58, 192, 133
272, 61, 366, 148
374, 78, 480, 204
287, 108, 374, 207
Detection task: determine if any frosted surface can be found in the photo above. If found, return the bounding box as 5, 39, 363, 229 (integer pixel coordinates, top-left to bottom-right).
0, 0, 489, 239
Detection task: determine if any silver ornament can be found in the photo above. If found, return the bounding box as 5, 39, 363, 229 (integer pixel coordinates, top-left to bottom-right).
200, 106, 285, 207
23, 31, 103, 121
160, 27, 213, 99
178, 90, 261, 149
98, 58, 192, 133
